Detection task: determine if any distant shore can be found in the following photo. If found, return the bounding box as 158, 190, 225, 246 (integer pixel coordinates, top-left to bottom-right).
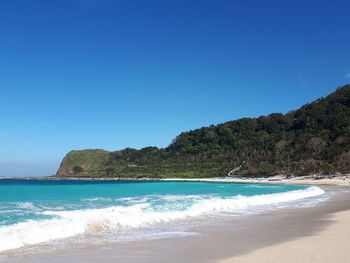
2, 174, 350, 186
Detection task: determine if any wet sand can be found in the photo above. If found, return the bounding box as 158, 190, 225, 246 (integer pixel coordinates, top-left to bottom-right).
1, 186, 350, 263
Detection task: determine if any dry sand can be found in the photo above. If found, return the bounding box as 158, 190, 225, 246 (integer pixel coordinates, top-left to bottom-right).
221, 209, 350, 263
164, 175, 350, 186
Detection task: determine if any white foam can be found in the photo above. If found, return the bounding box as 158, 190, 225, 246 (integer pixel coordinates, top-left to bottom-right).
15, 202, 37, 209
0, 186, 325, 252
82, 197, 113, 202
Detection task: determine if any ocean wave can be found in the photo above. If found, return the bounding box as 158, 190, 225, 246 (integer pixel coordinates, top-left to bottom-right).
0, 186, 325, 252
0, 202, 37, 210
15, 202, 37, 209
82, 197, 113, 202
242, 184, 283, 189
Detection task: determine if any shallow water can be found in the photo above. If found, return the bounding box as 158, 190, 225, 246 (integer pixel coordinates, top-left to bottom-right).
0, 179, 325, 252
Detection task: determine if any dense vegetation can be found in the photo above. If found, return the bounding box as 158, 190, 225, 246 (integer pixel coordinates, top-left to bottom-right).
57, 85, 350, 178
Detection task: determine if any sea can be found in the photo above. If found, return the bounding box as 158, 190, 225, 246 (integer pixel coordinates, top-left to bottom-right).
0, 179, 326, 253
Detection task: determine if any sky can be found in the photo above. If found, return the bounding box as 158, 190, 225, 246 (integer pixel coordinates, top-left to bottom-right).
0, 0, 349, 177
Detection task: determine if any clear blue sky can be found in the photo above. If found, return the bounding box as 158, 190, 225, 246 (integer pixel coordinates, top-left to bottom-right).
1, 0, 349, 177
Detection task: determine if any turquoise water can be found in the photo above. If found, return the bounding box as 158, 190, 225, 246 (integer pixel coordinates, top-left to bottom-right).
0, 179, 324, 252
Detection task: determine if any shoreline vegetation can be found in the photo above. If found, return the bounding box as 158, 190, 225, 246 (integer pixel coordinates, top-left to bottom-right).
55, 85, 350, 179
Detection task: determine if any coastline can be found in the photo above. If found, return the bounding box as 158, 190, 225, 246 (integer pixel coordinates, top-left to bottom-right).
163, 175, 350, 186
3, 174, 349, 186
2, 185, 350, 263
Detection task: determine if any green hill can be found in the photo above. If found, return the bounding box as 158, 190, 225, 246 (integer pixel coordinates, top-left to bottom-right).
56, 85, 350, 178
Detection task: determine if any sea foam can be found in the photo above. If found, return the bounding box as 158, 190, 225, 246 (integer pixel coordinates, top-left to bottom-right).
0, 186, 325, 252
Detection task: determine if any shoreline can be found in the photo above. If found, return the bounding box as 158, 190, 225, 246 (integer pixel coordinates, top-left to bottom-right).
2, 185, 350, 263
2, 174, 350, 186
164, 175, 350, 186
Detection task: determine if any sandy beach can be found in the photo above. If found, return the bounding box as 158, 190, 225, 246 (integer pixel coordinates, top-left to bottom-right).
221, 209, 350, 263
164, 175, 350, 186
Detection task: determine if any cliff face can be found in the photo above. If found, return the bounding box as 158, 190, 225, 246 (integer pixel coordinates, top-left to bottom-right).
57, 85, 350, 178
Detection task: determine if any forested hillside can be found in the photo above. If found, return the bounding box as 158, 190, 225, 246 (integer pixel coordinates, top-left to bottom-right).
57, 85, 350, 178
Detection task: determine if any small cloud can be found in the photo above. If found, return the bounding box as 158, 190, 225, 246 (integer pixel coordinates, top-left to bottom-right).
345, 73, 350, 78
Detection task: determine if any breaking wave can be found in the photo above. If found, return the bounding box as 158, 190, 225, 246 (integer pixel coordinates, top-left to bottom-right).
0, 186, 325, 252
